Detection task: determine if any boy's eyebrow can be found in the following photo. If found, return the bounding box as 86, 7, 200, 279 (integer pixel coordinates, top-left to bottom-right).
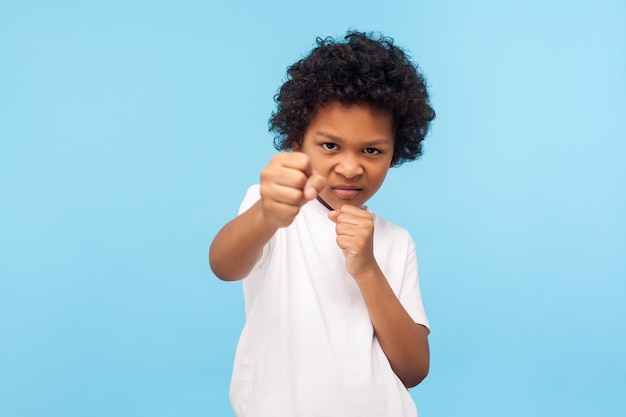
314, 131, 392, 146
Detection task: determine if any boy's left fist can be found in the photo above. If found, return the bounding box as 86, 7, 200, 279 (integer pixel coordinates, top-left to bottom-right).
328, 205, 377, 278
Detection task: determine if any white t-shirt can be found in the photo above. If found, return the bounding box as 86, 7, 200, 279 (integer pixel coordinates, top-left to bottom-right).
230, 185, 429, 417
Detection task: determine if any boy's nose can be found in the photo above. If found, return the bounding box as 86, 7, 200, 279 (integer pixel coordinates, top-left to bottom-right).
335, 155, 364, 178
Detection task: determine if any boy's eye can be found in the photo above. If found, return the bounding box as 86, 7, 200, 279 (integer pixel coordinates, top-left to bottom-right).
364, 148, 381, 155
322, 143, 338, 151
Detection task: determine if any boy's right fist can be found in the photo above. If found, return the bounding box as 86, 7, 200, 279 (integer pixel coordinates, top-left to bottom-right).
259, 152, 326, 228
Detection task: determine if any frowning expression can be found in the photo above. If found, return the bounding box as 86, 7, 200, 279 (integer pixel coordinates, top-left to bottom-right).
293, 101, 395, 209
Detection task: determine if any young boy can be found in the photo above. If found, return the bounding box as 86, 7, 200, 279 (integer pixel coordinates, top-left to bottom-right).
210, 31, 435, 417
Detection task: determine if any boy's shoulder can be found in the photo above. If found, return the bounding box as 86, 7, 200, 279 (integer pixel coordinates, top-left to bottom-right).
371, 211, 412, 245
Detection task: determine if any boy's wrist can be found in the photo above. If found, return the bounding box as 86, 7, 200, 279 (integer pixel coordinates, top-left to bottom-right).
349, 259, 383, 284
253, 200, 282, 237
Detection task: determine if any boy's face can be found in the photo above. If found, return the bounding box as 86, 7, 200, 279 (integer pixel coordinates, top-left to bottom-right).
293, 101, 395, 209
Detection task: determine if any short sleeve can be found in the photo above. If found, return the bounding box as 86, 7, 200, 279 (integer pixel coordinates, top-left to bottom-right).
238, 184, 262, 215
399, 237, 430, 332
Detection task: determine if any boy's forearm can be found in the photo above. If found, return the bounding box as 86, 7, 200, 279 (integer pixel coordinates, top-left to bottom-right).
354, 266, 430, 388
209, 200, 278, 281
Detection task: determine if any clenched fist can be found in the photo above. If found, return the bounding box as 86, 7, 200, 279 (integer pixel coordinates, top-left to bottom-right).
260, 152, 326, 228
328, 205, 377, 278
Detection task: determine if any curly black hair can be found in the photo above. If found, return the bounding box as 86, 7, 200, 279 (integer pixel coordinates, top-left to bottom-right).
269, 30, 435, 166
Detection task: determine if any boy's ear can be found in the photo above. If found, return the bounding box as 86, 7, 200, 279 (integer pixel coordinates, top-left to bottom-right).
291, 141, 302, 152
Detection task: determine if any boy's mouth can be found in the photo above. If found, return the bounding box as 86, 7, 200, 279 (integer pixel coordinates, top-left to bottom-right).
331, 186, 363, 199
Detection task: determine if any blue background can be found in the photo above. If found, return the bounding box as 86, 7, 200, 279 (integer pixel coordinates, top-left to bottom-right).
1, 1, 625, 416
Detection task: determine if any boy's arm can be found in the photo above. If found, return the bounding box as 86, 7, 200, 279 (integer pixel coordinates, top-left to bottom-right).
209, 152, 325, 281
329, 206, 430, 388
354, 265, 430, 388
